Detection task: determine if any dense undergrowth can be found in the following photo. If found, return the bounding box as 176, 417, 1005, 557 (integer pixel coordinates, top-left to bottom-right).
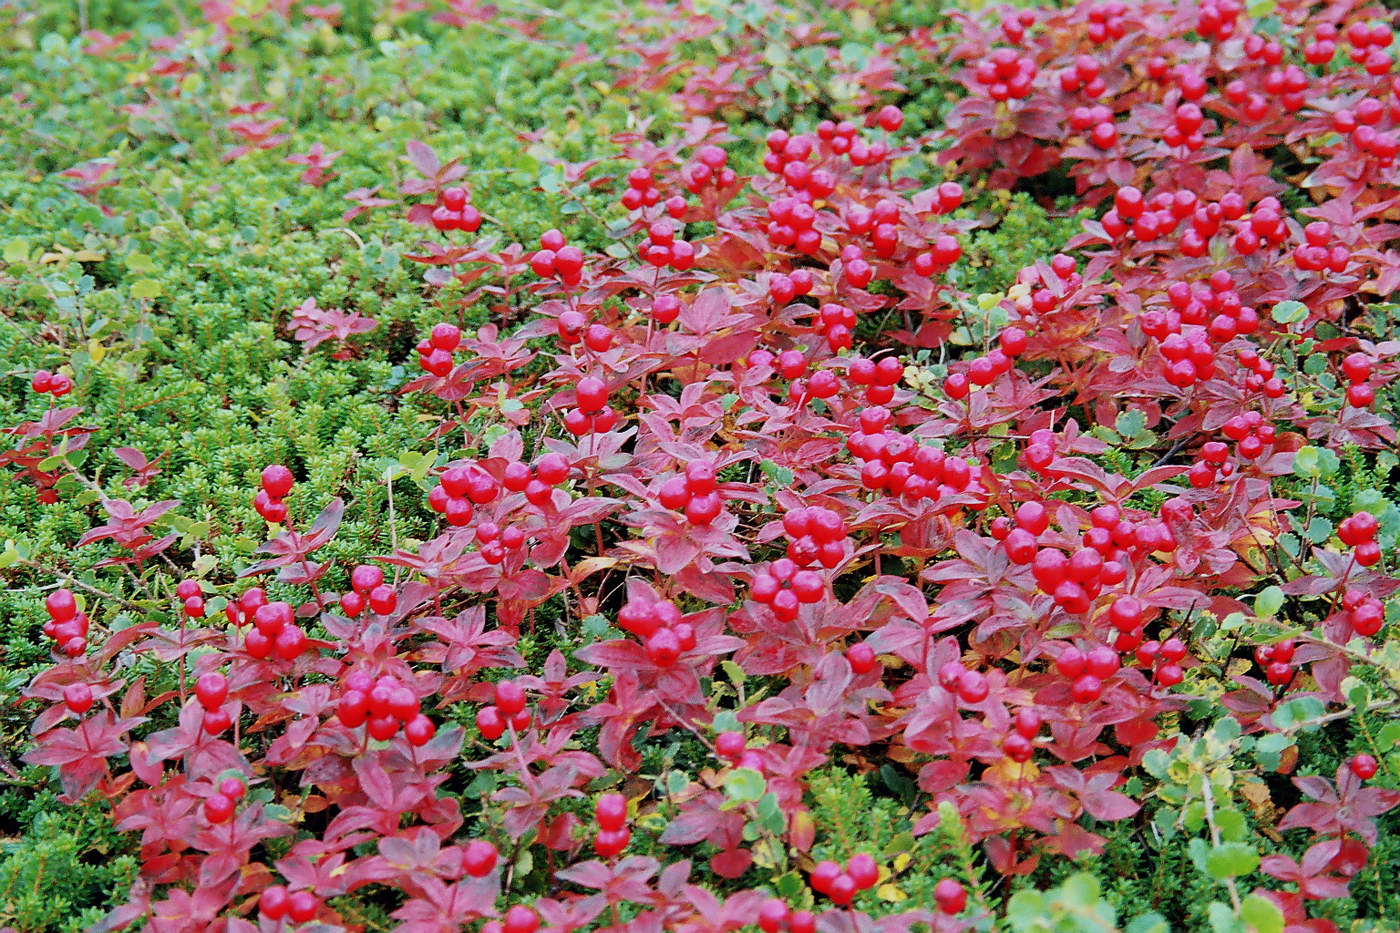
1, 0, 1399, 931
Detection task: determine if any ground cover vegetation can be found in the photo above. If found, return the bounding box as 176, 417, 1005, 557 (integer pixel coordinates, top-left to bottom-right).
1, 0, 1400, 931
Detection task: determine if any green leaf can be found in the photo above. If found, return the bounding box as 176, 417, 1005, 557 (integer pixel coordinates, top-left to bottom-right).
1115, 409, 1147, 438
1253, 586, 1284, 617
1291, 445, 1319, 477
131, 278, 162, 299
1246, 0, 1276, 18
1270, 300, 1307, 325
1304, 517, 1333, 544
759, 459, 794, 486
1127, 913, 1171, 933
3, 238, 30, 264
712, 709, 741, 734
1240, 894, 1285, 933
1206, 842, 1258, 879
723, 767, 766, 803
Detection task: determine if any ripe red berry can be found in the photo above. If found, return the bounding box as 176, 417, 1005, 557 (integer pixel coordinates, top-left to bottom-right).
934, 878, 967, 914
1350, 754, 1378, 780
204, 792, 235, 823
464, 839, 498, 876
196, 672, 228, 710
260, 464, 294, 498
287, 891, 318, 924
260, 886, 290, 920
63, 682, 94, 714
503, 905, 539, 933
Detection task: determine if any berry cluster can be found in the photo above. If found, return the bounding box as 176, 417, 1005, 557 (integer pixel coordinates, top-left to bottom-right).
972, 48, 1038, 101
763, 191, 825, 256
809, 852, 881, 906
1219, 411, 1279, 461
42, 588, 88, 657
259, 887, 320, 927
591, 792, 631, 858
1003, 708, 1042, 762
778, 506, 847, 569
475, 522, 526, 565
757, 898, 815, 933
338, 564, 397, 617
244, 600, 311, 662
564, 375, 618, 436
195, 671, 233, 735
640, 219, 695, 271
1332, 105, 1400, 167
1338, 511, 1382, 568
764, 268, 815, 305
619, 166, 667, 212
845, 355, 904, 406
29, 370, 73, 397
416, 322, 463, 377
529, 229, 584, 287
847, 408, 985, 504
335, 670, 436, 745
1194, 0, 1240, 40
1053, 644, 1122, 702
253, 464, 294, 523
1070, 103, 1119, 149
428, 186, 482, 233
475, 679, 532, 740
947, 325, 1028, 397
501, 452, 572, 508
1058, 53, 1105, 96
1342, 352, 1376, 409
681, 144, 737, 194
617, 595, 696, 667
202, 775, 247, 824
1340, 588, 1385, 638
936, 659, 994, 705
1342, 20, 1396, 75
714, 729, 763, 771
657, 460, 723, 526
428, 460, 501, 526
1132, 635, 1189, 687
176, 578, 205, 618
750, 558, 825, 622
1253, 638, 1297, 687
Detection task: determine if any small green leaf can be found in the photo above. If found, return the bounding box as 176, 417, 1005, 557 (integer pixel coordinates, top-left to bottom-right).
712, 709, 741, 734
1304, 517, 1333, 544
1115, 409, 1147, 438
1206, 842, 1259, 879
1270, 300, 1307, 325
759, 459, 794, 486
1240, 894, 1285, 933
1253, 586, 1284, 617
131, 278, 163, 300
723, 767, 766, 803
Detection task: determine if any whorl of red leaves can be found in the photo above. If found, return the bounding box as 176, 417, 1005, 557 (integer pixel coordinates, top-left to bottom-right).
18, 1, 1400, 931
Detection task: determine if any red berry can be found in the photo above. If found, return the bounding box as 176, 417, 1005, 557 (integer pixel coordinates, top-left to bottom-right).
204, 792, 235, 823
260, 464, 294, 498
934, 879, 967, 914
1351, 754, 1379, 780
464, 839, 498, 876
63, 682, 94, 714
